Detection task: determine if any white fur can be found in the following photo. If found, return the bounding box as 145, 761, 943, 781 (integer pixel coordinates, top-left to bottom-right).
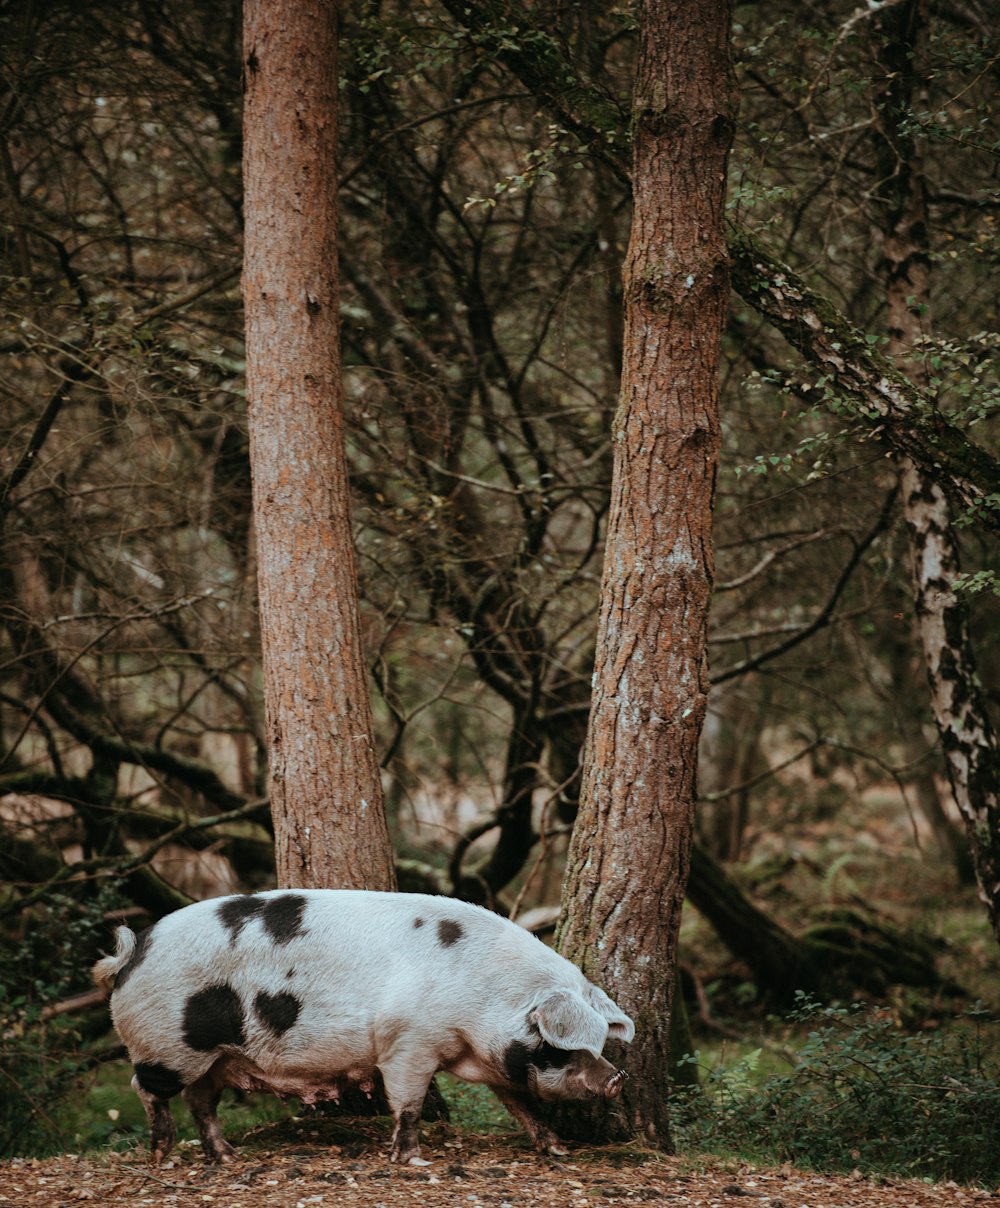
102, 890, 633, 1093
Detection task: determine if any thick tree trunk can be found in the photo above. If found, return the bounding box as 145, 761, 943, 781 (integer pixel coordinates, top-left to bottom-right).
554, 0, 736, 1150
897, 465, 1000, 937
873, 0, 1000, 943
242, 0, 395, 891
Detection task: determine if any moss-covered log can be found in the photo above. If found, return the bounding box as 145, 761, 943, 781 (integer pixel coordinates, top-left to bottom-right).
687, 843, 959, 1003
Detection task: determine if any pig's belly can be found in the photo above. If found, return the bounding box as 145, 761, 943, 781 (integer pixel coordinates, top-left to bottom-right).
442, 1050, 497, 1086
208, 1052, 380, 1105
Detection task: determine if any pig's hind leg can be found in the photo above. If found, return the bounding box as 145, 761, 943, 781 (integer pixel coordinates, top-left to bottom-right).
183, 1069, 236, 1164
130, 1074, 177, 1165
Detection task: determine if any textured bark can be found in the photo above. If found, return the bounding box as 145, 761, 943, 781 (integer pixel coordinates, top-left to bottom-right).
873, 0, 1000, 942
899, 459, 1000, 939
242, 0, 395, 891
554, 0, 736, 1150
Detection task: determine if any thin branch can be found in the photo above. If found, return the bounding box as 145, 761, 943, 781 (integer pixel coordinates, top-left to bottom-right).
699, 737, 825, 804
712, 486, 899, 685
0, 797, 269, 921
0, 594, 218, 773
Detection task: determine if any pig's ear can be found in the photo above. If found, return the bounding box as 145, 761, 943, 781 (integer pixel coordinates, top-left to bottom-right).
530, 989, 609, 1056
584, 983, 636, 1044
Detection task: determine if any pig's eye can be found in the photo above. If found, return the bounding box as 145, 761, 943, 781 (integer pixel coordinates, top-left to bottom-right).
503, 1038, 573, 1086
533, 1042, 574, 1070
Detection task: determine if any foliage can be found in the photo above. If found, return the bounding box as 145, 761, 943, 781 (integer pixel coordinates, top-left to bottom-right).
2, 0, 997, 916
675, 996, 1000, 1186
0, 887, 124, 1157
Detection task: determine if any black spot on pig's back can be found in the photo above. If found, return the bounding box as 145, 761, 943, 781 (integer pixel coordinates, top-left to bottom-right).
115, 925, 154, 991
183, 984, 246, 1051
218, 894, 265, 941
217, 892, 307, 945
262, 893, 307, 944
254, 990, 301, 1036
437, 918, 464, 948
134, 1061, 184, 1100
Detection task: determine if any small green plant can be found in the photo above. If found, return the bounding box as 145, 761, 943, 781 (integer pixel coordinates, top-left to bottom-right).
0, 887, 126, 1157
437, 1074, 516, 1135
675, 995, 1000, 1186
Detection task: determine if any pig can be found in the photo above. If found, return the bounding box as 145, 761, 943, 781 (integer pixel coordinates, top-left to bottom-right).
92, 889, 634, 1166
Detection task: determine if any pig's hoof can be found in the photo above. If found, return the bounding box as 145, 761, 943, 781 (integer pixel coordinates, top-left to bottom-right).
390, 1145, 426, 1166
390, 1151, 418, 1165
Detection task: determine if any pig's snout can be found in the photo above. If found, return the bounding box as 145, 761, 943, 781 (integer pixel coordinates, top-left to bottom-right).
604, 1068, 628, 1098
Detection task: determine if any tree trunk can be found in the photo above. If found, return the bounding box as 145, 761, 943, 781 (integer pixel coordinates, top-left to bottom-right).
872, 0, 1000, 942
242, 0, 395, 891
554, 0, 736, 1151
884, 617, 976, 883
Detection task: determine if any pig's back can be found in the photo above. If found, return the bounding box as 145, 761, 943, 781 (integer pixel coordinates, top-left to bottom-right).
108, 890, 566, 1067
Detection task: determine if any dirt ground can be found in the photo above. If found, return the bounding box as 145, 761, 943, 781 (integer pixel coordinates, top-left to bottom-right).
1, 1117, 996, 1208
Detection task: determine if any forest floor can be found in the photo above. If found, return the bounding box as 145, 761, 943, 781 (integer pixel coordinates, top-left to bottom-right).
1, 1117, 996, 1208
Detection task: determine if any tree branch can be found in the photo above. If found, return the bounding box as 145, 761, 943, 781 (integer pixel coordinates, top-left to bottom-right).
712, 486, 899, 684
439, 1, 1000, 529
728, 227, 1000, 527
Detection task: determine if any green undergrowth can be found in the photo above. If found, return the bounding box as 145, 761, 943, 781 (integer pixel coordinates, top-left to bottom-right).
436, 1074, 515, 1134
673, 994, 1000, 1187
47, 1064, 513, 1160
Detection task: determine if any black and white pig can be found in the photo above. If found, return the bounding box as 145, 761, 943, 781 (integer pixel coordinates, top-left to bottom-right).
92, 889, 634, 1166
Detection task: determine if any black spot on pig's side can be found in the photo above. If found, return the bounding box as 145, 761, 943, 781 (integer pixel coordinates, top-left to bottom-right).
134, 1061, 184, 1100
413, 917, 424, 929
115, 925, 154, 991
262, 894, 307, 944
216, 892, 308, 945
437, 919, 463, 947
218, 894, 265, 941
183, 984, 246, 1051
254, 990, 301, 1036
503, 1039, 574, 1087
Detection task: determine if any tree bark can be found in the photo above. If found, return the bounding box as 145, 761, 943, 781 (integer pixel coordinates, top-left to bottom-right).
554, 0, 736, 1150
873, 0, 1000, 942
242, 0, 395, 891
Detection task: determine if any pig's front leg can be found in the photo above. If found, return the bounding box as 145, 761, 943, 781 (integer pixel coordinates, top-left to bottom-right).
378, 1054, 437, 1166
490, 1088, 568, 1156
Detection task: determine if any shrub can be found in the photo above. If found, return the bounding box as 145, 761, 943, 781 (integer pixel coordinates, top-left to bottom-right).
675, 994, 1000, 1186
0, 888, 124, 1157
